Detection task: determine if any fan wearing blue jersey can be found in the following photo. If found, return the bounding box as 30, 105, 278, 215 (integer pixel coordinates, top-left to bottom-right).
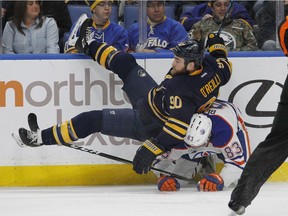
128, 0, 188, 52
13, 19, 232, 178
64, 0, 128, 53
154, 100, 251, 192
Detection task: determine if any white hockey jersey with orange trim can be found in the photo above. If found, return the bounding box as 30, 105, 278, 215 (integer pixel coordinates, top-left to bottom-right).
154, 100, 251, 188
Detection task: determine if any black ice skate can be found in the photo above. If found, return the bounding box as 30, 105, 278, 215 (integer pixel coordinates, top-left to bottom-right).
18, 128, 43, 147
75, 18, 94, 54
12, 113, 43, 148
228, 200, 246, 215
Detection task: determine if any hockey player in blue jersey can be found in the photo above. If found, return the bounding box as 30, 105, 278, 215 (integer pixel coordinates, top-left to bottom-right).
65, 0, 128, 53
128, 0, 188, 52
13, 19, 232, 176
155, 100, 251, 192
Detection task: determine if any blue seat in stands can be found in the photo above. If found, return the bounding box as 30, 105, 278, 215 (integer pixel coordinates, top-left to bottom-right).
67, 4, 118, 24
123, 4, 175, 30
181, 4, 196, 14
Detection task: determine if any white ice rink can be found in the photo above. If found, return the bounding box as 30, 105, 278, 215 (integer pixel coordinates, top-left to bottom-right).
0, 182, 287, 216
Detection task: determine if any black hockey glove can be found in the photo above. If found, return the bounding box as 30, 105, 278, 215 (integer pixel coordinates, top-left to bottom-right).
206, 33, 227, 58
132, 139, 165, 174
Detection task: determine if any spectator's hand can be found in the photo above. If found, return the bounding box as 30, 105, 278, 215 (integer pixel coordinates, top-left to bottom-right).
202, 14, 212, 21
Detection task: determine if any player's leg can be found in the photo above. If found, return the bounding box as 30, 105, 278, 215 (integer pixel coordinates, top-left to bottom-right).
228, 75, 288, 214
76, 19, 157, 106
15, 109, 161, 147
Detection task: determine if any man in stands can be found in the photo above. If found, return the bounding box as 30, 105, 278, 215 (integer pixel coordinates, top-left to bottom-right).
189, 0, 258, 51
128, 0, 188, 52
179, 0, 254, 32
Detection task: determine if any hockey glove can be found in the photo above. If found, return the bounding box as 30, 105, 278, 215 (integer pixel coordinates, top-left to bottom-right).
206, 33, 227, 58
197, 173, 224, 192
132, 139, 165, 174
157, 175, 180, 192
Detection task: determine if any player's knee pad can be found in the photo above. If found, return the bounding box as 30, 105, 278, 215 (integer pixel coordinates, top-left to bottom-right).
122, 65, 157, 106
101, 109, 149, 141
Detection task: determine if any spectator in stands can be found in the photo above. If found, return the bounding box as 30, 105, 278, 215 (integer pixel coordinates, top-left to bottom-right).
179, 0, 254, 32
189, 0, 258, 51
65, 0, 128, 53
2, 0, 60, 54
128, 0, 188, 53
255, 1, 288, 51
42, 1, 72, 53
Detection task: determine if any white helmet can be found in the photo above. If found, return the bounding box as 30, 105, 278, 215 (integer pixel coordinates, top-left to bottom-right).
184, 113, 212, 148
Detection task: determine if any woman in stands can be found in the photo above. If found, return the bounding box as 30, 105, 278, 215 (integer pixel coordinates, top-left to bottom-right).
2, 0, 60, 54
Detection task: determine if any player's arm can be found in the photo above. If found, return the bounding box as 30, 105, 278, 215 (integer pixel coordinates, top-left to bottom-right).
218, 163, 244, 188
153, 157, 180, 192
206, 33, 232, 86
206, 33, 227, 59
198, 155, 245, 191
156, 96, 196, 148
132, 96, 194, 175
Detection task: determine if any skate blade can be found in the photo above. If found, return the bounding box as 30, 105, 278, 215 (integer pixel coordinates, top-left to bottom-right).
227, 211, 237, 216
11, 132, 26, 148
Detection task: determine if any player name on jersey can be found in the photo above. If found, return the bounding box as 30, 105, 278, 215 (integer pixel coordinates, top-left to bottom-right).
200, 74, 221, 97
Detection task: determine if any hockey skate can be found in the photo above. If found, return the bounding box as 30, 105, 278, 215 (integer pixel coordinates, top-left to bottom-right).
64, 14, 88, 53
12, 113, 43, 148
75, 18, 94, 54
228, 200, 246, 215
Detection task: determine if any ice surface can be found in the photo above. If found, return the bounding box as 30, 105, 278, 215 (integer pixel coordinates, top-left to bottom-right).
0, 182, 287, 216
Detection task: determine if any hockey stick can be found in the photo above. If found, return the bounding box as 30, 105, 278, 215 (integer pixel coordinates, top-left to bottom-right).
217, 0, 235, 36
27, 113, 194, 183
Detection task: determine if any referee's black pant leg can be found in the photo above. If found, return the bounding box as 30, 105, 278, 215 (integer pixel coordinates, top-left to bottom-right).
230, 78, 288, 208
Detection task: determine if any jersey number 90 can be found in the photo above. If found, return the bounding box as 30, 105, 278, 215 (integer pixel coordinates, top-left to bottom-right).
169, 96, 182, 109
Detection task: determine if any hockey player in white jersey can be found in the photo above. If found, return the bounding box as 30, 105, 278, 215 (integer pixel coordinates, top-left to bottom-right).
154, 100, 251, 192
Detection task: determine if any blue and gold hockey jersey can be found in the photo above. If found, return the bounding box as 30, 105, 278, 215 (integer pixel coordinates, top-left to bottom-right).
89, 41, 232, 150
145, 55, 232, 148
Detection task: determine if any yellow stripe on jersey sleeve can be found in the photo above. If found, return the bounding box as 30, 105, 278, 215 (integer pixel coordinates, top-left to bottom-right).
163, 127, 185, 140
147, 89, 169, 123
162, 118, 188, 140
